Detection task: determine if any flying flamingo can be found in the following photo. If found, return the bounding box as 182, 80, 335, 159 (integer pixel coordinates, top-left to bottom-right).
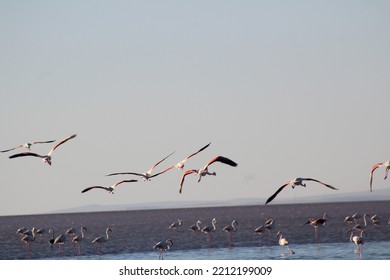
8, 134, 77, 165
174, 142, 211, 170
265, 177, 338, 204
222, 219, 238, 246
153, 239, 173, 260
72, 227, 88, 256
106, 151, 175, 181
1, 139, 56, 153
305, 212, 327, 242
201, 218, 218, 248
189, 220, 202, 232
369, 160, 390, 192
92, 228, 112, 255
179, 156, 238, 193
81, 179, 138, 194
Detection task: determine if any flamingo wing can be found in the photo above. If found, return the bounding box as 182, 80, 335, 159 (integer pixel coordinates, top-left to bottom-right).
150, 165, 174, 179
9, 152, 44, 159
113, 179, 138, 188
179, 169, 198, 193
106, 172, 144, 177
48, 134, 77, 156
369, 163, 383, 192
301, 178, 338, 190
32, 140, 56, 144
146, 151, 175, 174
265, 183, 290, 204
81, 186, 110, 193
184, 142, 211, 161
1, 145, 23, 153
205, 156, 238, 168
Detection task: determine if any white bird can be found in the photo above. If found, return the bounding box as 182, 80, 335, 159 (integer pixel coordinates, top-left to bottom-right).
174, 142, 211, 170
348, 229, 367, 256
276, 231, 290, 253
265, 177, 338, 204
8, 134, 77, 165
92, 228, 112, 255
179, 156, 238, 193
276, 231, 288, 246
189, 220, 202, 232
81, 179, 138, 194
153, 239, 173, 260
1, 139, 56, 153
201, 218, 218, 248
369, 160, 390, 192
169, 219, 183, 230
106, 151, 175, 181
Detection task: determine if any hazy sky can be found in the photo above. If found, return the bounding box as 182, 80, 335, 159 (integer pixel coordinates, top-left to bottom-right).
1, 1, 389, 216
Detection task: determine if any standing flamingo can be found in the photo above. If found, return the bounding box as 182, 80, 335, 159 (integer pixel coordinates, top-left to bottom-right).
92, 228, 112, 255
81, 179, 138, 194
265, 177, 338, 204
201, 218, 218, 248
153, 239, 173, 260
305, 212, 327, 242
369, 160, 390, 191
169, 219, 183, 230
8, 134, 77, 165
48, 228, 55, 249
106, 152, 175, 181
189, 220, 202, 232
72, 227, 88, 256
21, 227, 37, 258
1, 139, 56, 153
276, 231, 289, 254
348, 229, 367, 257
174, 142, 211, 170
179, 156, 238, 193
263, 218, 274, 245
53, 233, 66, 255
222, 219, 238, 246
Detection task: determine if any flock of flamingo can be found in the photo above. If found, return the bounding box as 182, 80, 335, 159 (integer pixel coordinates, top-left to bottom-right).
2, 133, 390, 259
13, 210, 390, 259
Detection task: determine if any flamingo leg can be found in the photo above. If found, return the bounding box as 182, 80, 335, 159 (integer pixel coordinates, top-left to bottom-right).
385, 167, 389, 180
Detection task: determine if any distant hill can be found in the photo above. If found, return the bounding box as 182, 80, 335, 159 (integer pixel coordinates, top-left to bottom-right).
49, 187, 390, 214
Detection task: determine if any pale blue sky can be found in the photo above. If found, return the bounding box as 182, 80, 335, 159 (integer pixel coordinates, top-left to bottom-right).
1, 1, 389, 216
